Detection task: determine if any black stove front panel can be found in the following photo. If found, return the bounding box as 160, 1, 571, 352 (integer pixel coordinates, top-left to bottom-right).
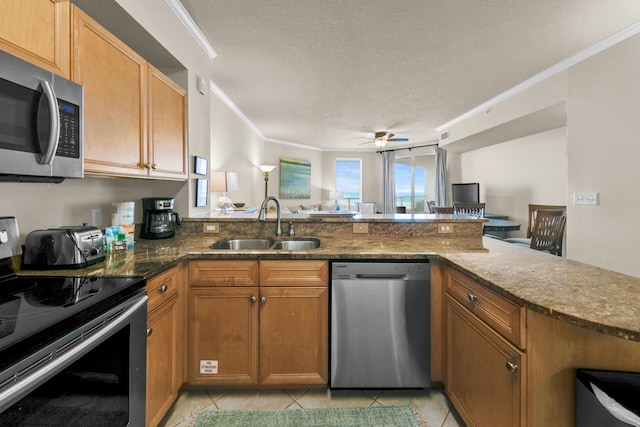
0, 275, 145, 372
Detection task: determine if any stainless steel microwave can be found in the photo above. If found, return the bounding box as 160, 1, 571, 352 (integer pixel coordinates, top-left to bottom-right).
0, 50, 83, 182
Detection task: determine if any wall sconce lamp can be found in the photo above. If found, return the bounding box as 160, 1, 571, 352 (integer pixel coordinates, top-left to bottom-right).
329, 191, 344, 211
258, 165, 276, 198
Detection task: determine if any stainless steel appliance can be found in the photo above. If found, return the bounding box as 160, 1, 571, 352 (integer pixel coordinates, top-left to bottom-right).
141, 197, 180, 239
576, 369, 640, 426
0, 217, 147, 425
0, 50, 83, 182
22, 226, 105, 269
331, 261, 431, 388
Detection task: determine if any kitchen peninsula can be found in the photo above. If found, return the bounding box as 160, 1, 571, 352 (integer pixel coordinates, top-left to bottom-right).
15, 214, 640, 427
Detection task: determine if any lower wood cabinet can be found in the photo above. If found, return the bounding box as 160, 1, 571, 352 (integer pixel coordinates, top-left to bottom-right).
189, 260, 328, 387
145, 264, 185, 427
443, 265, 526, 427
446, 296, 526, 427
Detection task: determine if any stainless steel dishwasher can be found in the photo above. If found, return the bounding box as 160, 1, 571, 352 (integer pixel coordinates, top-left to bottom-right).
330, 261, 431, 388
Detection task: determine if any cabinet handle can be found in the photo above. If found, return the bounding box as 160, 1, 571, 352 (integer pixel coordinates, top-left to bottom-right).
151, 163, 157, 169
147, 328, 153, 337
250, 296, 257, 303
467, 293, 478, 303
158, 284, 168, 293
505, 361, 518, 373
144, 163, 152, 169
260, 296, 267, 304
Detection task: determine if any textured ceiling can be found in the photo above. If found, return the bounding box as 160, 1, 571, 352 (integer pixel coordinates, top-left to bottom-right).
74, 1, 640, 151
176, 0, 640, 151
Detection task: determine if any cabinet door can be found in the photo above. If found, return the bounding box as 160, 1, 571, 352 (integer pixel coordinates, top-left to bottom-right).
259, 286, 328, 385
146, 295, 180, 427
72, 6, 148, 178
446, 296, 526, 427
189, 287, 259, 385
0, 0, 70, 78
148, 65, 188, 180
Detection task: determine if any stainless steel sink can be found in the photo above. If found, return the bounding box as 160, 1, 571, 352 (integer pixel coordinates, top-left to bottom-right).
271, 239, 321, 250
210, 238, 275, 250
209, 238, 320, 250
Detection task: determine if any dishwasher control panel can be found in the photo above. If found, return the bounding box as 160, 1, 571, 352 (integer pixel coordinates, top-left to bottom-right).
331, 261, 430, 281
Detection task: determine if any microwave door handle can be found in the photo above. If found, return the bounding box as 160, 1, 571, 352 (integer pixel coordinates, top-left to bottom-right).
37, 80, 60, 165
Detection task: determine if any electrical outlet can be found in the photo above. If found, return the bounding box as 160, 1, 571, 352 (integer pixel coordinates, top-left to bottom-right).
203, 223, 220, 233
574, 192, 599, 205
91, 208, 103, 227
353, 223, 369, 234
438, 223, 454, 234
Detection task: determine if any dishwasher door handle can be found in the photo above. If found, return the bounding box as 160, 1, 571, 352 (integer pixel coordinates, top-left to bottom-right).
354, 274, 407, 280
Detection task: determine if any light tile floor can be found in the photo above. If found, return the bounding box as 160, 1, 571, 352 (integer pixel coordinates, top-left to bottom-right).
159, 387, 467, 427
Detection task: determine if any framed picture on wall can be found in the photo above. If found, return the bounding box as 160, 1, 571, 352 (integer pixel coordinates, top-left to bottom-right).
279, 157, 311, 199
195, 179, 208, 207
194, 156, 208, 176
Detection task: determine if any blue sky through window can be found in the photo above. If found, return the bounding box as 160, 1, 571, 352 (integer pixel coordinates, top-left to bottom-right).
336, 160, 361, 198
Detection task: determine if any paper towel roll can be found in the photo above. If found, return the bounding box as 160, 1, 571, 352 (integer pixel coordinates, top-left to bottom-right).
112, 201, 135, 225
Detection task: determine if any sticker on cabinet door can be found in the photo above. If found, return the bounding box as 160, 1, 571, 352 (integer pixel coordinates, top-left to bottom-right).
200, 360, 218, 374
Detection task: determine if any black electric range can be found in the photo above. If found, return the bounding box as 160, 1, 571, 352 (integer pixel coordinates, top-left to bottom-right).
0, 273, 146, 374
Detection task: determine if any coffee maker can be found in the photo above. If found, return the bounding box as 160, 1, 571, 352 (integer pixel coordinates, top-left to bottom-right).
141, 197, 180, 239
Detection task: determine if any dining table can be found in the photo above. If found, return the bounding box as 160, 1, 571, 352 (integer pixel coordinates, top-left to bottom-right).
483, 218, 521, 238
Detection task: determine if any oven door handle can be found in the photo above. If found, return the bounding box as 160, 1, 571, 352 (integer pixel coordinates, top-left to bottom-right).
36, 80, 61, 165
0, 293, 148, 412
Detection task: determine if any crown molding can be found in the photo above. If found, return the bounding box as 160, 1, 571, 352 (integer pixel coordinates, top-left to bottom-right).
209, 80, 264, 138
164, 0, 217, 59
437, 20, 640, 132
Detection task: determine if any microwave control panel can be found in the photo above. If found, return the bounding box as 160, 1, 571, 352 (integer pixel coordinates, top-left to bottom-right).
56, 101, 80, 159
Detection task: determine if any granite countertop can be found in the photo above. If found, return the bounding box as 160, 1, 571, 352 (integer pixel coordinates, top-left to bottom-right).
16, 227, 640, 343
440, 237, 640, 342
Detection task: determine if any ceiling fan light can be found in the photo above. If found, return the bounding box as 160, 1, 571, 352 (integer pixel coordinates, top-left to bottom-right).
374, 139, 388, 148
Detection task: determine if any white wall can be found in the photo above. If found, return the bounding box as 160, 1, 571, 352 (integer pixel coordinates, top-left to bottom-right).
458, 128, 568, 237
445, 31, 640, 278
567, 33, 640, 276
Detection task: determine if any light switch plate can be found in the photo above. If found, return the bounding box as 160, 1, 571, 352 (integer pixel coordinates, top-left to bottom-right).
574, 192, 599, 205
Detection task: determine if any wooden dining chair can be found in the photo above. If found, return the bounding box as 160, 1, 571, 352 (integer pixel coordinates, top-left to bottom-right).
453, 202, 485, 218
432, 206, 454, 214
525, 204, 566, 238
528, 208, 567, 256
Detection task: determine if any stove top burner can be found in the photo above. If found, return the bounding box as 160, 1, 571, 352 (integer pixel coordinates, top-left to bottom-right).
0, 275, 145, 372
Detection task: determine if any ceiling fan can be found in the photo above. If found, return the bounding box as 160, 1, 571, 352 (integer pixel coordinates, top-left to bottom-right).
360, 131, 409, 148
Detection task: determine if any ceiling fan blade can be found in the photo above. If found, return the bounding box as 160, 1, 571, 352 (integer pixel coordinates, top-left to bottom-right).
389, 138, 409, 141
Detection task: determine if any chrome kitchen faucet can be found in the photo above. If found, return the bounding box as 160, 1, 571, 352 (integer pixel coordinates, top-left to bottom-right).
258, 196, 282, 236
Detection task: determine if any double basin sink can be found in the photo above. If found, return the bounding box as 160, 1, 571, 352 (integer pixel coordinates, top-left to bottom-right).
210, 238, 320, 251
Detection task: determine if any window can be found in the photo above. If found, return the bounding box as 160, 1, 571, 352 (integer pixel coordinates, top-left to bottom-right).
335, 159, 361, 211
395, 155, 435, 213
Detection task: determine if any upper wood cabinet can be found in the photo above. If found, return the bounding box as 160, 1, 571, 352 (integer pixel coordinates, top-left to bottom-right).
72, 6, 147, 178
0, 0, 71, 78
147, 65, 188, 179
71, 6, 187, 180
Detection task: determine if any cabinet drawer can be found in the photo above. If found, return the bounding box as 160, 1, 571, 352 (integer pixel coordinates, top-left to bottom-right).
146, 266, 179, 313
445, 268, 525, 349
259, 260, 328, 287
190, 260, 259, 287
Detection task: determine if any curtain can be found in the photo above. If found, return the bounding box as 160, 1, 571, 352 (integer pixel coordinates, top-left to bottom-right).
435, 146, 448, 207
382, 151, 396, 214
